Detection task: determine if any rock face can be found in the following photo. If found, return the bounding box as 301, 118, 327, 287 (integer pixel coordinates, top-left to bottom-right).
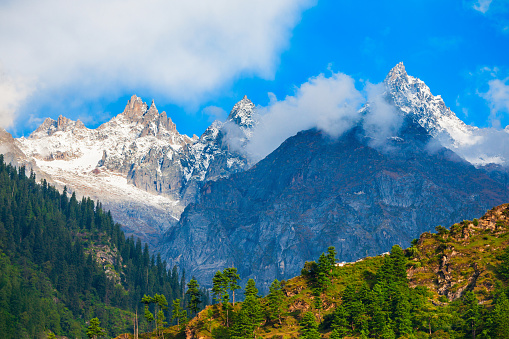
158, 117, 507, 292
14, 95, 257, 245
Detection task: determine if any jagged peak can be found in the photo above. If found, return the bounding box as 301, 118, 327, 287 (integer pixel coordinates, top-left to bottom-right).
122, 95, 148, 121
146, 99, 159, 116
385, 62, 409, 85
227, 95, 256, 128
29, 115, 85, 138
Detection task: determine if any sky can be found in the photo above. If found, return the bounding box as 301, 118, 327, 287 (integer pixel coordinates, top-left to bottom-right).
0, 0, 508, 140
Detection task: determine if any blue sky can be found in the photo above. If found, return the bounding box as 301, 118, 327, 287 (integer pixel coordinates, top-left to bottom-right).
0, 0, 508, 138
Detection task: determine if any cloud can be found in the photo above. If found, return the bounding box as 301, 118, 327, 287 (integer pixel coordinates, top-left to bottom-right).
446, 127, 509, 166
203, 106, 228, 123
246, 71, 364, 161
473, 0, 492, 13
469, 0, 509, 32
362, 83, 403, 150
481, 77, 509, 128
0, 0, 315, 129
0, 65, 34, 130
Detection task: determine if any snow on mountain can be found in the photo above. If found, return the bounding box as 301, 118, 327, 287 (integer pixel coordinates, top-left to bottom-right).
384, 62, 509, 166
15, 95, 257, 245
385, 62, 478, 146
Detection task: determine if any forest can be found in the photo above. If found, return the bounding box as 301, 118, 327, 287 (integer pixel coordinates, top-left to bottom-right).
0, 155, 207, 338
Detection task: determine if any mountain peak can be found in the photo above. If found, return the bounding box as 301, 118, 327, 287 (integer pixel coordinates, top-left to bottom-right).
382, 63, 476, 153
385, 62, 409, 86
227, 95, 256, 128
122, 95, 148, 121
30, 115, 85, 138
146, 99, 159, 117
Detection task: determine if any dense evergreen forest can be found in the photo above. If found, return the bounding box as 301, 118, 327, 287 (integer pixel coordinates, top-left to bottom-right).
0, 156, 206, 338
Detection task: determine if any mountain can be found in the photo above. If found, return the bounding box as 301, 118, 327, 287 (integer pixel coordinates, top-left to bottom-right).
384, 62, 509, 166
15, 95, 257, 244
157, 65, 508, 291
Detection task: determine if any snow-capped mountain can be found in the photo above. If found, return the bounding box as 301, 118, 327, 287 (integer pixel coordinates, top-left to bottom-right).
383, 62, 509, 166
3, 62, 507, 249
384, 62, 475, 144
16, 95, 257, 244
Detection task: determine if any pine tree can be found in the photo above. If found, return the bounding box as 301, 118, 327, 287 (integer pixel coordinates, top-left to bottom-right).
316, 253, 331, 290
86, 318, 106, 339
212, 271, 228, 304
244, 278, 259, 299
267, 279, 285, 325
331, 304, 350, 336
172, 299, 183, 326
212, 270, 230, 326
186, 277, 202, 316
230, 294, 263, 339
300, 312, 320, 339
224, 267, 241, 305
326, 246, 337, 271
153, 294, 168, 337
462, 291, 482, 339
491, 292, 509, 338
141, 295, 155, 329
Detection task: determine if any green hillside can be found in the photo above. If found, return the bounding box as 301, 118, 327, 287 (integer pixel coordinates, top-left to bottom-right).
0, 156, 201, 338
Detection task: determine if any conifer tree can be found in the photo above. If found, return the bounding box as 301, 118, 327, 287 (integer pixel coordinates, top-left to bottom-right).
267, 279, 285, 325
490, 292, 509, 338
86, 318, 106, 339
462, 291, 483, 339
153, 294, 168, 337
230, 293, 263, 339
331, 304, 350, 337
244, 278, 259, 299
300, 312, 320, 339
141, 295, 155, 329
186, 277, 202, 316
224, 267, 241, 305
212, 271, 228, 304
212, 270, 230, 326
172, 299, 184, 326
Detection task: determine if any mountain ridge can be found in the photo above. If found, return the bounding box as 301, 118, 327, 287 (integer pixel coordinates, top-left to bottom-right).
158, 113, 507, 291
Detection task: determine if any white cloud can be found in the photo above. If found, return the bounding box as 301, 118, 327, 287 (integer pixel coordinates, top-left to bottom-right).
203, 106, 227, 123
447, 127, 509, 166
0, 0, 315, 128
0, 65, 34, 129
473, 0, 492, 13
362, 83, 403, 150
246, 72, 364, 161
481, 78, 509, 128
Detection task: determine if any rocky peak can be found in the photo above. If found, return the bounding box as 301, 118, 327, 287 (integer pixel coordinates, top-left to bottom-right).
146, 99, 158, 116
385, 62, 408, 84
227, 95, 256, 129
383, 62, 472, 145
122, 94, 148, 122
30, 115, 85, 138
